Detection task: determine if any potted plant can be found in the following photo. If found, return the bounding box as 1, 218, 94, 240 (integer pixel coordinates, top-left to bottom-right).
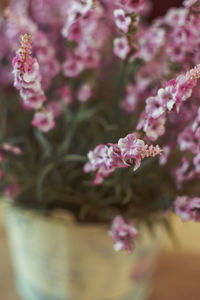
1, 0, 200, 299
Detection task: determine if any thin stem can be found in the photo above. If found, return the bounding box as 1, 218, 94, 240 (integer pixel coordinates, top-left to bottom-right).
111, 59, 128, 122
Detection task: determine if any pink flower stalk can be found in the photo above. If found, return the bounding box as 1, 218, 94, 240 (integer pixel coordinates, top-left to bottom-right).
12, 34, 46, 109
110, 216, 138, 254
32, 111, 55, 133
139, 64, 200, 141
12, 34, 56, 133
84, 133, 162, 184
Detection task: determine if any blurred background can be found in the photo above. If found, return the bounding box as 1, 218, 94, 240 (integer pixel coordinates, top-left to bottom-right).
1, 0, 200, 299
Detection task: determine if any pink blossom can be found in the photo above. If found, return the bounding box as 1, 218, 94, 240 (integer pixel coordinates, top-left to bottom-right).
2, 144, 22, 155
4, 184, 20, 198
183, 0, 198, 8
188, 198, 200, 222
84, 133, 162, 184
159, 146, 171, 166
193, 153, 200, 173
32, 111, 55, 133
77, 83, 92, 103
174, 157, 195, 189
144, 116, 166, 141
113, 36, 130, 60
110, 216, 138, 254
118, 133, 145, 170
145, 96, 165, 119
114, 9, 131, 33
174, 196, 191, 221
63, 53, 84, 78
58, 86, 73, 104
121, 84, 140, 113
46, 101, 63, 118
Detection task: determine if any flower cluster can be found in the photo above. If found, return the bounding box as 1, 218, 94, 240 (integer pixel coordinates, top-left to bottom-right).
84, 133, 162, 184
110, 216, 138, 254
137, 65, 200, 141
1, 0, 200, 253
12, 34, 55, 132
174, 196, 200, 222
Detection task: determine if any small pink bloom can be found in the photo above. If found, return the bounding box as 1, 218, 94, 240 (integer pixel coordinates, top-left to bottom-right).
46, 101, 63, 118
58, 86, 73, 104
4, 184, 20, 198
2, 144, 22, 155
63, 54, 84, 78
113, 36, 130, 60
146, 96, 165, 119
114, 9, 131, 33
77, 83, 92, 103
174, 196, 190, 221
193, 153, 200, 173
118, 133, 144, 170
32, 111, 55, 133
188, 198, 200, 222
144, 116, 166, 141
183, 0, 198, 8
110, 216, 138, 254
159, 146, 171, 166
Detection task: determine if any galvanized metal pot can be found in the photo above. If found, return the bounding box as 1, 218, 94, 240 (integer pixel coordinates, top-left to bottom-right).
4, 206, 161, 300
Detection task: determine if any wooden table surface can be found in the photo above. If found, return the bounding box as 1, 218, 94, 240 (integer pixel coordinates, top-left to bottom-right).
1, 225, 200, 300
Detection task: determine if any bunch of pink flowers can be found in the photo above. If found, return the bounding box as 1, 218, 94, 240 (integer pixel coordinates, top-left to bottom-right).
1, 0, 200, 253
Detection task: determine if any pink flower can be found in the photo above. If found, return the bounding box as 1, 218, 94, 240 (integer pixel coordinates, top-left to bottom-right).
188, 198, 200, 222
145, 96, 165, 119
114, 9, 131, 33
175, 196, 200, 222
32, 111, 55, 133
159, 146, 171, 166
174, 157, 194, 189
113, 36, 130, 60
118, 133, 145, 170
193, 153, 200, 173
174, 196, 190, 221
84, 133, 162, 184
110, 216, 138, 254
183, 0, 198, 8
4, 184, 20, 198
144, 116, 166, 141
63, 53, 84, 77
2, 143, 22, 155
121, 84, 140, 113
58, 86, 73, 104
46, 101, 63, 118
77, 83, 92, 103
